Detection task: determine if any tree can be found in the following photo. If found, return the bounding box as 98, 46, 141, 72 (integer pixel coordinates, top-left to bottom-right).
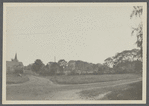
31, 59, 44, 73
104, 49, 141, 68
50, 62, 61, 75
113, 49, 139, 63
24, 64, 33, 70
130, 6, 143, 58
104, 57, 114, 68
58, 59, 68, 72
58, 59, 67, 68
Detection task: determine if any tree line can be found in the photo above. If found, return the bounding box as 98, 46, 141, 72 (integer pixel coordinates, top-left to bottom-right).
23, 48, 142, 76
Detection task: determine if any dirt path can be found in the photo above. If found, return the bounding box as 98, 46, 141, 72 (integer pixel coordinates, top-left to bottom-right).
45, 78, 142, 100
6, 75, 142, 100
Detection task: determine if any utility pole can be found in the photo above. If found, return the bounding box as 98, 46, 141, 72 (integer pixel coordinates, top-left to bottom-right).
54, 56, 56, 62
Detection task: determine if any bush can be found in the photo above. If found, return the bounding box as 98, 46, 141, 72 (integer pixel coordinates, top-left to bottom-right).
39, 66, 50, 76
14, 65, 23, 74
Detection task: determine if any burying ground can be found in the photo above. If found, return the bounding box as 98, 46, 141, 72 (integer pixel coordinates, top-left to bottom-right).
6, 74, 142, 100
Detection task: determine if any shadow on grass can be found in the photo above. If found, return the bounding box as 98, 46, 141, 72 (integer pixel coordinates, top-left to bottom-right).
103, 81, 142, 100
79, 81, 142, 100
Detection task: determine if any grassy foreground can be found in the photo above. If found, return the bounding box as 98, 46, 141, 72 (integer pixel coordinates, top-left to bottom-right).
6, 73, 142, 100
45, 74, 141, 84
6, 74, 29, 84
79, 81, 142, 100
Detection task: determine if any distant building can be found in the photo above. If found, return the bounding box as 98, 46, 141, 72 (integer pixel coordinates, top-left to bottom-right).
6, 53, 24, 73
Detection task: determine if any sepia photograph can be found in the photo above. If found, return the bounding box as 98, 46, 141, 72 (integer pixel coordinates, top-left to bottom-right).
2, 3, 147, 104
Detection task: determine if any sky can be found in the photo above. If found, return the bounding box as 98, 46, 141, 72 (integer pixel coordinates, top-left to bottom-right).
5, 4, 141, 66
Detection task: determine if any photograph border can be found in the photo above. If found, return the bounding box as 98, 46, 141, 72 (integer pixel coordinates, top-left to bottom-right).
2, 2, 148, 104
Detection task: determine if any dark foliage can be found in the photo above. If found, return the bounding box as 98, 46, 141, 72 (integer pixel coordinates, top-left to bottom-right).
39, 62, 61, 76
31, 59, 44, 73
14, 65, 24, 74
113, 60, 142, 74
104, 49, 141, 68
130, 6, 143, 58
58, 59, 67, 72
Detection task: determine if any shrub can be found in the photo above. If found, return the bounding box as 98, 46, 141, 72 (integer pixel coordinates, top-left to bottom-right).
39, 66, 50, 76
14, 65, 23, 74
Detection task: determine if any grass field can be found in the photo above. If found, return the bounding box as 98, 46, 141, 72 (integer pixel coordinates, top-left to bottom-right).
6, 74, 29, 84
45, 74, 141, 84
79, 81, 142, 100
103, 81, 142, 100
6, 73, 142, 100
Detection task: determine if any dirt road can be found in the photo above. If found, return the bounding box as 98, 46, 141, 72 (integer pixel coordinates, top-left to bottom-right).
6, 75, 142, 100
